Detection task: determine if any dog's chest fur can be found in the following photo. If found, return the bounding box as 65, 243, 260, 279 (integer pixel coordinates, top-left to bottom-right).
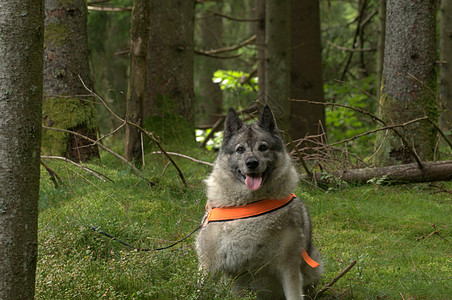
197, 200, 306, 275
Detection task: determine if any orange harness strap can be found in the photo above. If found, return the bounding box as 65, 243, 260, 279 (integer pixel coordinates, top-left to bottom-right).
205, 193, 296, 223
204, 193, 320, 269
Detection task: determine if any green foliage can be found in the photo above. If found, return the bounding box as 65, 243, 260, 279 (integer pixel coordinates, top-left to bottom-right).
213, 69, 257, 110
37, 150, 452, 299
324, 75, 378, 156
196, 129, 223, 151
213, 69, 257, 93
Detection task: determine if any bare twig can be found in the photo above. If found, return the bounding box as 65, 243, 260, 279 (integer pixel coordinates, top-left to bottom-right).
416, 224, 448, 242
207, 11, 261, 22
40, 160, 64, 188
41, 155, 114, 182
43, 126, 153, 184
87, 5, 132, 12
315, 260, 357, 298
290, 99, 425, 170
325, 40, 375, 53
193, 50, 241, 59
78, 75, 187, 187
197, 34, 256, 55
150, 151, 214, 167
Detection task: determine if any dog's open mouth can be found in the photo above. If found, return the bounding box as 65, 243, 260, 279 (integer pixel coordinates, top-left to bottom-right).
245, 173, 262, 191
239, 170, 265, 191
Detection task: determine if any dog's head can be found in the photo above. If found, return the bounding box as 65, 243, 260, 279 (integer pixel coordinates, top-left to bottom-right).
220, 105, 285, 191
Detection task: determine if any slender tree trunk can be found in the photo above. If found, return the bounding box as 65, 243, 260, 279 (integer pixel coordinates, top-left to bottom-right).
43, 0, 99, 162
289, 0, 325, 140
375, 0, 438, 166
125, 0, 149, 162
0, 1, 43, 298
440, 0, 452, 130
376, 0, 386, 99
255, 0, 265, 103
265, 0, 290, 128
145, 0, 195, 141
195, 0, 223, 126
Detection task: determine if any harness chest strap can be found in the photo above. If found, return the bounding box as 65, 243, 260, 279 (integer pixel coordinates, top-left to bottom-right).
204, 193, 320, 269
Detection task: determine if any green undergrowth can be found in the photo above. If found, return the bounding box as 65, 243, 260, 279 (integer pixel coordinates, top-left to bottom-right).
37, 150, 452, 299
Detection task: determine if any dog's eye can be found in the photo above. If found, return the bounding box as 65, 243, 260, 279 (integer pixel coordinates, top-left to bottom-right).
258, 144, 268, 152
236, 146, 245, 153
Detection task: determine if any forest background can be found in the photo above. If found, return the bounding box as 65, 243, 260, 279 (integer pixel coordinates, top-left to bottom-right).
0, 0, 451, 299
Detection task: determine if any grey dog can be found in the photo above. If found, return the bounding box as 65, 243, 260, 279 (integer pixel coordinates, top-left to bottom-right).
196, 106, 323, 299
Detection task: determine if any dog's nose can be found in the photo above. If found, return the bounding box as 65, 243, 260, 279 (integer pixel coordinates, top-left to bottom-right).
246, 158, 259, 170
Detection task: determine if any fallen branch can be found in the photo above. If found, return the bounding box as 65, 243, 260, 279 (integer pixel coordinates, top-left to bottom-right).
416, 224, 448, 242
302, 160, 452, 185
315, 260, 357, 298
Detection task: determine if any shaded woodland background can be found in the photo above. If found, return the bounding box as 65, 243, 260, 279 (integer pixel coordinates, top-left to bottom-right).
1, 0, 452, 298
38, 0, 452, 177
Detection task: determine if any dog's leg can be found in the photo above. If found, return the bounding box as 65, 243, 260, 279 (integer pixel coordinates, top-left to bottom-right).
279, 267, 304, 300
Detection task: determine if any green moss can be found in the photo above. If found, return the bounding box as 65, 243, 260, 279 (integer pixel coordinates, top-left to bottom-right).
375, 78, 440, 165
143, 113, 196, 148
44, 22, 70, 48
42, 97, 98, 156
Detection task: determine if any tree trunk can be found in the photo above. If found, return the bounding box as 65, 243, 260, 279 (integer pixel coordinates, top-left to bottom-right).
376, 0, 386, 100
255, 0, 265, 103
440, 0, 452, 130
145, 0, 195, 142
43, 0, 99, 162
195, 0, 223, 126
0, 1, 43, 298
303, 161, 452, 185
264, 0, 291, 129
289, 0, 325, 141
375, 0, 438, 166
125, 0, 149, 162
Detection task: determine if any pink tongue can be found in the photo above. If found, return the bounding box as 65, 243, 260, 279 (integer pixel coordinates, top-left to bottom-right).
245, 174, 262, 191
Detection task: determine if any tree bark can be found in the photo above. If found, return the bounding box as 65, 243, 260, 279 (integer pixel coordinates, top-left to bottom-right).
376, 0, 386, 100
303, 161, 452, 185
195, 0, 223, 126
255, 0, 265, 103
264, 0, 290, 129
125, 0, 149, 162
375, 0, 438, 166
289, 0, 325, 140
0, 1, 43, 298
145, 0, 196, 140
440, 0, 452, 130
43, 0, 99, 162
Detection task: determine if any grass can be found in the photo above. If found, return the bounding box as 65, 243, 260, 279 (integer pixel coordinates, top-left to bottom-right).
37, 149, 452, 299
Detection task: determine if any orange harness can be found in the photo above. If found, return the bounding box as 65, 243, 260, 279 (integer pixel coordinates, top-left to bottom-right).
204, 193, 320, 269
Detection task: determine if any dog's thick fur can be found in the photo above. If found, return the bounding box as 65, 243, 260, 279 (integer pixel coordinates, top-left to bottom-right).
196, 106, 323, 299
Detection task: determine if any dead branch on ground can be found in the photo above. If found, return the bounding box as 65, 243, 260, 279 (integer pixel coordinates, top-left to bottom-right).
315, 260, 357, 298
416, 224, 448, 242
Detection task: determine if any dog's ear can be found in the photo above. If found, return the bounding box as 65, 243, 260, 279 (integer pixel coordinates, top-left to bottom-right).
224, 108, 243, 139
259, 105, 277, 133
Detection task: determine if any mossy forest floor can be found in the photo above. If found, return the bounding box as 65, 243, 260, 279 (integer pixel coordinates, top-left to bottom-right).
37, 148, 451, 299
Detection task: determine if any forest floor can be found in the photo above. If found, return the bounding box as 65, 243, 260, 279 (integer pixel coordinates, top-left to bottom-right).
36, 147, 451, 299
